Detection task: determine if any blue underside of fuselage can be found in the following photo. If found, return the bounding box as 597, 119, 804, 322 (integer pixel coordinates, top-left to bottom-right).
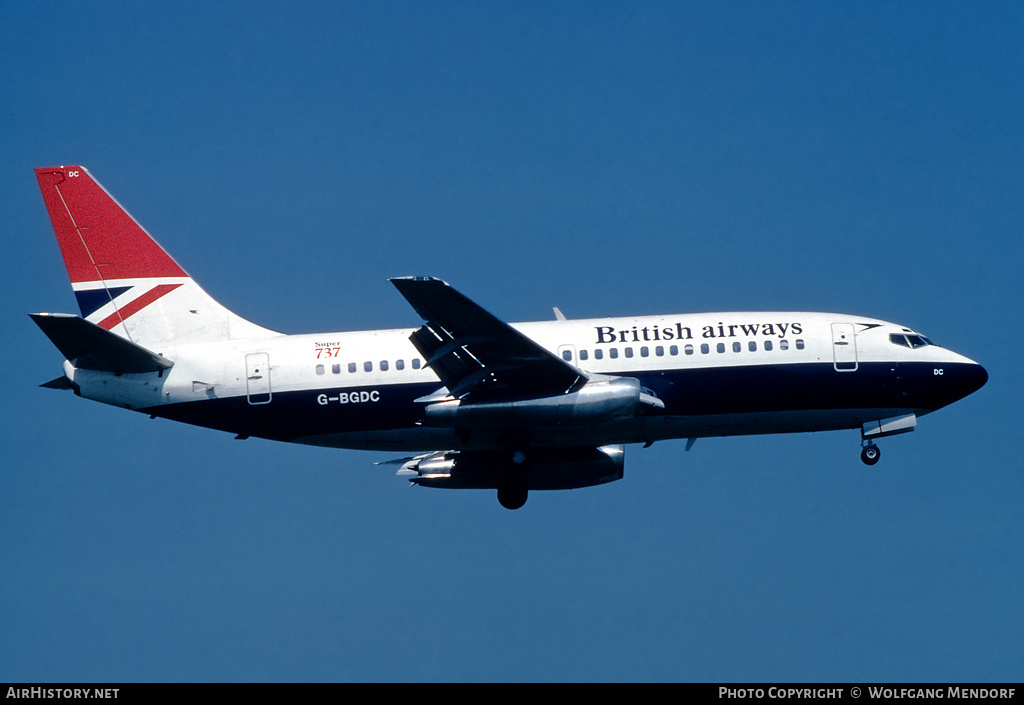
142, 361, 986, 451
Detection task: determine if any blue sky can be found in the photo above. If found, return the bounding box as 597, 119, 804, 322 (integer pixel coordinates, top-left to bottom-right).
1, 2, 1021, 682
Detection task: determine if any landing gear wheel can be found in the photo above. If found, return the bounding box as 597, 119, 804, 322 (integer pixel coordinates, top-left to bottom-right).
861, 444, 881, 466
498, 447, 529, 509
497, 480, 528, 510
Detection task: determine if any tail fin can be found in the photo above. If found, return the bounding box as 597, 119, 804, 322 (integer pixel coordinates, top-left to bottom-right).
35, 166, 275, 349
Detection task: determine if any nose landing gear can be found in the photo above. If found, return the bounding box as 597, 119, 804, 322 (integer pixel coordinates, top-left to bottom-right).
859, 414, 915, 465
860, 442, 881, 466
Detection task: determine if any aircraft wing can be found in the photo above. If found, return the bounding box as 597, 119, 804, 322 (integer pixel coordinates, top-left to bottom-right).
390, 277, 583, 399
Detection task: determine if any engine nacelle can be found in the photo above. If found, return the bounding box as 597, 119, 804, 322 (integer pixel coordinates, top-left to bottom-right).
422, 377, 657, 428
398, 445, 625, 491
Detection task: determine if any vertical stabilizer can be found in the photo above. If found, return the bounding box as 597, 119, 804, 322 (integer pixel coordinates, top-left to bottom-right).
35, 166, 275, 349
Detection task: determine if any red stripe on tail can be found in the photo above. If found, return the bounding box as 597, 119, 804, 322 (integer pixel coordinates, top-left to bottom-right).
97, 283, 183, 331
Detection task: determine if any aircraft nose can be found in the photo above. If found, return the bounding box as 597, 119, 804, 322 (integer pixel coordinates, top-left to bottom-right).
967, 362, 988, 395
950, 359, 988, 402
928, 359, 987, 411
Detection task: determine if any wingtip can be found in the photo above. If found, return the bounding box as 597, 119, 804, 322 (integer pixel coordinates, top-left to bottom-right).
389, 276, 451, 294
389, 276, 448, 284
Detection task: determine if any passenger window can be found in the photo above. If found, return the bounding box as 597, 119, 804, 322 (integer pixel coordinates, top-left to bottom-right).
594, 348, 603, 360
562, 350, 573, 361
682, 344, 691, 355
764, 340, 773, 351
396, 359, 405, 370
625, 347, 633, 358
780, 340, 789, 351
701, 343, 710, 354
717, 343, 725, 353
732, 342, 741, 353
316, 364, 325, 375
748, 341, 757, 352
641, 346, 650, 357
795, 339, 805, 350
364, 361, 373, 372
332, 364, 341, 374
412, 359, 422, 369
610, 348, 619, 359
380, 360, 389, 371
580, 349, 589, 361
348, 362, 357, 373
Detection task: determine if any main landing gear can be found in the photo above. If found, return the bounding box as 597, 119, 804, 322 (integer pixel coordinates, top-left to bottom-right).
860, 442, 881, 466
497, 476, 528, 510
497, 448, 529, 510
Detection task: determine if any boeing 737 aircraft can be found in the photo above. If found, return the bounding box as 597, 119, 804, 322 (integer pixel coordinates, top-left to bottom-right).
30, 165, 988, 509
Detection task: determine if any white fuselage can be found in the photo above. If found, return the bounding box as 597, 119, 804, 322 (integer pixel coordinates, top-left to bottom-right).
67, 310, 985, 453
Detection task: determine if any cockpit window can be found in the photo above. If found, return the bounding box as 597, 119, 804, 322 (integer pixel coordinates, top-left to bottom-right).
890, 333, 934, 348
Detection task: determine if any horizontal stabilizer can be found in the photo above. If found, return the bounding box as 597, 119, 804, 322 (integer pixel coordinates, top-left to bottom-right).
30, 313, 173, 373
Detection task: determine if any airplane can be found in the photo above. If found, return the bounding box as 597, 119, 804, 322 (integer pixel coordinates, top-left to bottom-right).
30, 165, 988, 509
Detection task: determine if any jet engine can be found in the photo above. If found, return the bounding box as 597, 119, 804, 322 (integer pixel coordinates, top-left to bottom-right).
397, 444, 625, 509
